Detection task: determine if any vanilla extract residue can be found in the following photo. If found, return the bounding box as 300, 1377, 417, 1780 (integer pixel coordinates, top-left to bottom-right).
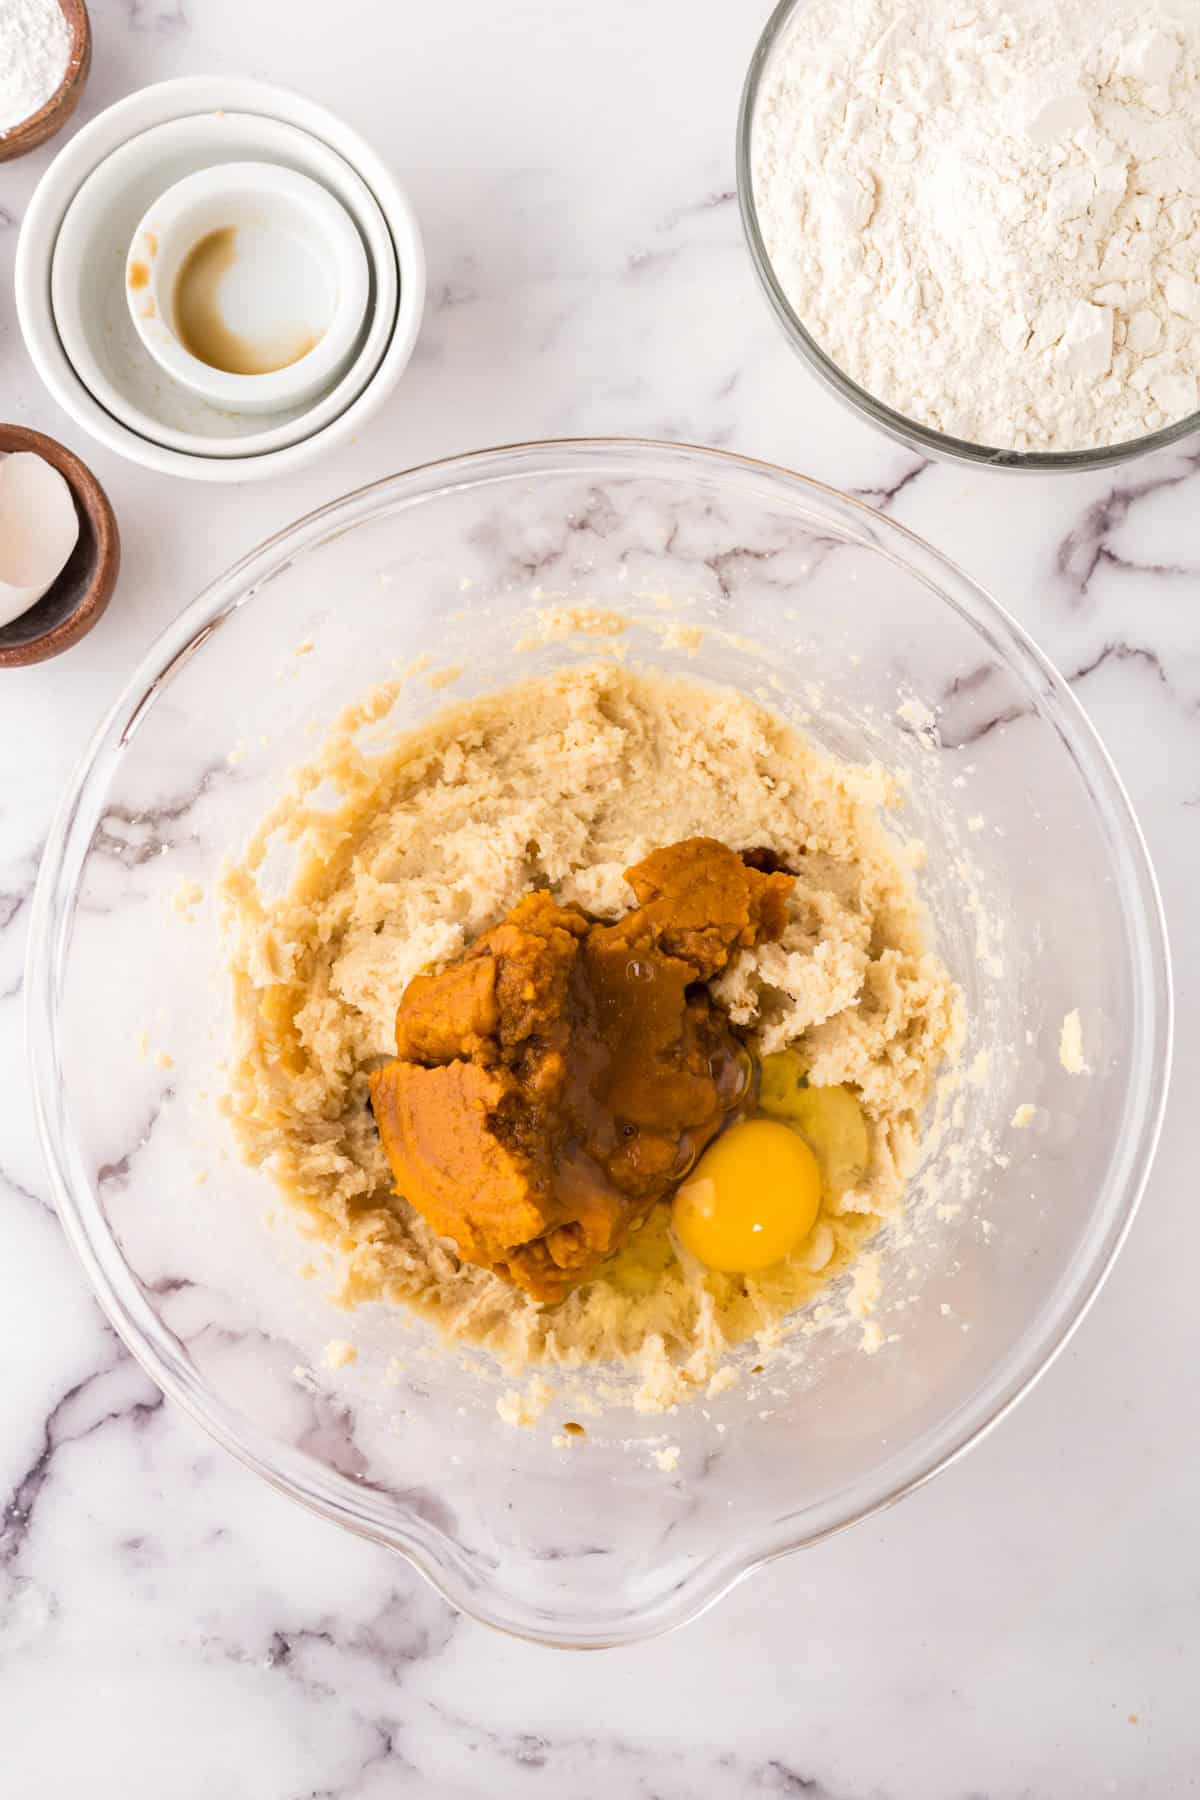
173, 227, 320, 376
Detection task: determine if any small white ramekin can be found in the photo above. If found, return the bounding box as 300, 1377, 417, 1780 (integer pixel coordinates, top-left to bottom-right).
126, 161, 370, 416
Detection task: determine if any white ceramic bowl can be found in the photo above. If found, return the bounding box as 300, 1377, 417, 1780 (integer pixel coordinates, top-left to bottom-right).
19, 78, 425, 482
127, 161, 370, 415
50, 112, 399, 459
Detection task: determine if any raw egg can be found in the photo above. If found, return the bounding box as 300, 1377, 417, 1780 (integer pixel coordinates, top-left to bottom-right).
672, 1117, 821, 1273
757, 1050, 869, 1198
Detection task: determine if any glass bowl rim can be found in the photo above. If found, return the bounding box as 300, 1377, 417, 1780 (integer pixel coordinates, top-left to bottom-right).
735, 0, 1200, 473
27, 436, 1174, 1646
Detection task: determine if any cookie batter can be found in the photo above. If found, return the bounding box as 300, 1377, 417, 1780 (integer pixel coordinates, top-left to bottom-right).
222, 665, 962, 1406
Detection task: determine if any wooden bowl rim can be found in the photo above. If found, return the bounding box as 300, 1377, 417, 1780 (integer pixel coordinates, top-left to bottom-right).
0, 420, 120, 668
0, 1, 91, 159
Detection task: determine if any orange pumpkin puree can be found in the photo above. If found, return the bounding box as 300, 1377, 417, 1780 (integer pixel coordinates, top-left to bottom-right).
370, 838, 792, 1300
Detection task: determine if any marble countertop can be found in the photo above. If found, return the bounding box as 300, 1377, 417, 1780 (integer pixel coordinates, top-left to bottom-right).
1, 1, 1196, 1793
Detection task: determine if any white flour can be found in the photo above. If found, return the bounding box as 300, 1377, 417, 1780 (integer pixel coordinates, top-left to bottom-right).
752, 0, 1200, 452
0, 0, 71, 135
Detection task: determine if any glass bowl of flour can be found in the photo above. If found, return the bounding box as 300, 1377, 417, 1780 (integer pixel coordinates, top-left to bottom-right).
739, 0, 1200, 468
29, 440, 1170, 1645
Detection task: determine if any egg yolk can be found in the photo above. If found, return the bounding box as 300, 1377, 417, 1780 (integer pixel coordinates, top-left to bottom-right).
672, 1117, 822, 1273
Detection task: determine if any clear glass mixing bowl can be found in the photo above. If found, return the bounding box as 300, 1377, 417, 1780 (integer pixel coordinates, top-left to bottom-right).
29, 440, 1171, 1646
737, 0, 1200, 472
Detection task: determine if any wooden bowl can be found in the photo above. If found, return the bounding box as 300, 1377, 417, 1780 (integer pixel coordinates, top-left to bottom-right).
0, 425, 119, 668
0, 1, 91, 164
